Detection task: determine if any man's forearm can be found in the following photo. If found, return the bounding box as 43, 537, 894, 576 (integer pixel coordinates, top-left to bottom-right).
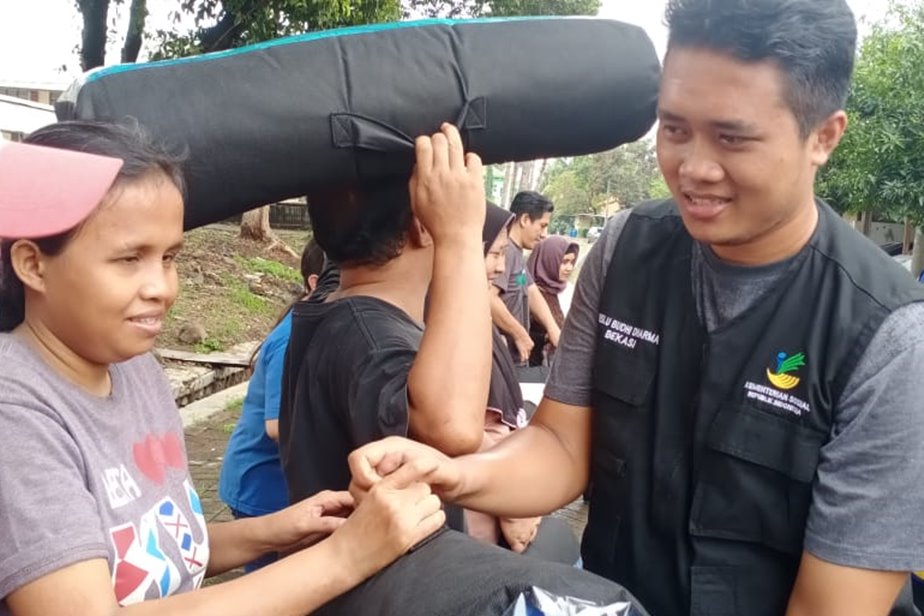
451, 398, 591, 517
491, 293, 529, 340
407, 237, 492, 455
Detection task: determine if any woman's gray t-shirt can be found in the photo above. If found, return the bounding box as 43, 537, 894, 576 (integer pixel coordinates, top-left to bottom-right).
0, 335, 209, 611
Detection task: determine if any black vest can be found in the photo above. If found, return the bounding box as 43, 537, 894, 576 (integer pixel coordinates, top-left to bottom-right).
584, 199, 924, 616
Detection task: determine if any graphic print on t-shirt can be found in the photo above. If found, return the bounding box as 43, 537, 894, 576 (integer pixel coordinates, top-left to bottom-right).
106, 434, 209, 604
132, 432, 185, 484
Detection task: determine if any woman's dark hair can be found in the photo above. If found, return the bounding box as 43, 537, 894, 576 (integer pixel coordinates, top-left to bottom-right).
249, 238, 327, 367
665, 0, 857, 138
307, 178, 412, 267
0, 120, 185, 332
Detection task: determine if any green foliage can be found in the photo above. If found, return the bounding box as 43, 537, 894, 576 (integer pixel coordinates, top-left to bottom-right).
540, 140, 661, 216
407, 0, 599, 18
649, 174, 671, 200
230, 282, 272, 314
817, 1, 924, 226
485, 0, 600, 16
237, 256, 302, 284
151, 0, 404, 59
224, 396, 245, 413
195, 337, 225, 353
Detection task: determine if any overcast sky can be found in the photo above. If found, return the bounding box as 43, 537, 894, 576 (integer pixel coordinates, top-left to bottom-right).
0, 0, 895, 84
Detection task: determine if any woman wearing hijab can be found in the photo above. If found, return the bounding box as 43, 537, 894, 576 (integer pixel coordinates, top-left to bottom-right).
468, 202, 579, 564
526, 236, 580, 367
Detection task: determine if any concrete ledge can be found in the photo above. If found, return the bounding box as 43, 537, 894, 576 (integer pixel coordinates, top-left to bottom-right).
180, 381, 249, 428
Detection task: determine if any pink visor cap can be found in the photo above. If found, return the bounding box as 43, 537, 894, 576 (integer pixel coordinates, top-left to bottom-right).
0, 140, 123, 239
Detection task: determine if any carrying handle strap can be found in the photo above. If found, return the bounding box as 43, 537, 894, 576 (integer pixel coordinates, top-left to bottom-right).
330, 97, 486, 151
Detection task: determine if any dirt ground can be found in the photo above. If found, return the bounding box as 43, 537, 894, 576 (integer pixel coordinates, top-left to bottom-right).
164, 224, 311, 353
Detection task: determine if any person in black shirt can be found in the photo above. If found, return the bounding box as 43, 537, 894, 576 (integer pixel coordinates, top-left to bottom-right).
280, 125, 492, 513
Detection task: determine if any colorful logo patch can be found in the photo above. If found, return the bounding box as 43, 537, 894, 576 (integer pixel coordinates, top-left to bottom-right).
766, 351, 805, 391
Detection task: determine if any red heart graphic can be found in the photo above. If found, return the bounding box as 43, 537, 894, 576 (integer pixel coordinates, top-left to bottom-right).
133, 436, 165, 485
162, 432, 185, 469
132, 433, 185, 485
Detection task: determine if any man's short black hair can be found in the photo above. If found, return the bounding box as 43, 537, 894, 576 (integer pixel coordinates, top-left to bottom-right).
307, 178, 412, 267
665, 0, 857, 137
510, 191, 554, 222
300, 238, 325, 281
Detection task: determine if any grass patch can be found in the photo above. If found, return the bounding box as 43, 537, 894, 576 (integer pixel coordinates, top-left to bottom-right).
225, 397, 244, 412
194, 338, 224, 354
230, 282, 272, 315
237, 256, 302, 284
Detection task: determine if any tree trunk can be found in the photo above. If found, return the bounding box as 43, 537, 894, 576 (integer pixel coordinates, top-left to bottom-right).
903, 218, 914, 255
512, 162, 525, 195
519, 160, 536, 192
78, 0, 110, 71
502, 162, 516, 207
860, 210, 873, 236
121, 0, 148, 63
912, 228, 924, 280
532, 159, 548, 191
199, 8, 247, 53
240, 206, 272, 241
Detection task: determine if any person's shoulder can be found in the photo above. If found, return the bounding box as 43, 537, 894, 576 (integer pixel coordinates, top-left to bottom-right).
0, 335, 70, 425
0, 334, 55, 393
865, 302, 924, 355
346, 297, 422, 341
300, 296, 419, 350
262, 311, 294, 353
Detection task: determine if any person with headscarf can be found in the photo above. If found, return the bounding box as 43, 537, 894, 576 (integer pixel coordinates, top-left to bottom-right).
526, 236, 580, 366
467, 202, 579, 564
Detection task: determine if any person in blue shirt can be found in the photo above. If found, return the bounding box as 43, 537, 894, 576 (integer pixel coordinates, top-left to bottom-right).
219, 239, 326, 572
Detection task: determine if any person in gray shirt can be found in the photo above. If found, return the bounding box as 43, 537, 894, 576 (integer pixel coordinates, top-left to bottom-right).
350, 1, 924, 615
491, 191, 561, 364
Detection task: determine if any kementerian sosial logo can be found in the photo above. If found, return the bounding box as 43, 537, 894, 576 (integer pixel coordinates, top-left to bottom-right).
766, 351, 806, 391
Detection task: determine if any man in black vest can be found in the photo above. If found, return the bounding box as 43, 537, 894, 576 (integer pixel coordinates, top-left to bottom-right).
349, 1, 924, 615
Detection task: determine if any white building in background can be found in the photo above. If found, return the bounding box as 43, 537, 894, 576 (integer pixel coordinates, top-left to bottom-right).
0, 95, 56, 141
0, 78, 67, 107
0, 77, 66, 141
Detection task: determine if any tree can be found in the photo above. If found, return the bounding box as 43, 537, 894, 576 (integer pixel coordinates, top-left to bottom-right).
76, 0, 148, 70
540, 140, 661, 217
816, 0, 924, 274
407, 0, 600, 18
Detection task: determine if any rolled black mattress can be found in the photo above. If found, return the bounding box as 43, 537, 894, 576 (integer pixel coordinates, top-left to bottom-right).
57, 18, 660, 229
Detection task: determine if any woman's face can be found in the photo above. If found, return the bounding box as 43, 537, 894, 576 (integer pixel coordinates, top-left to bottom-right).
559, 251, 577, 282
35, 172, 185, 365
485, 227, 508, 283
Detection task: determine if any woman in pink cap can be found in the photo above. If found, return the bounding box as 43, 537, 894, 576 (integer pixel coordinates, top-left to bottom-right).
0, 122, 458, 615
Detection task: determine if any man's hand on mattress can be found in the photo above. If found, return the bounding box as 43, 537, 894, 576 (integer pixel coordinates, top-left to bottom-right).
348, 436, 463, 503
410, 123, 485, 246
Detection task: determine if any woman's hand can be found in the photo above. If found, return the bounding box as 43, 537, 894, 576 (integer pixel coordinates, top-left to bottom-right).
263, 490, 354, 554
330, 460, 447, 578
